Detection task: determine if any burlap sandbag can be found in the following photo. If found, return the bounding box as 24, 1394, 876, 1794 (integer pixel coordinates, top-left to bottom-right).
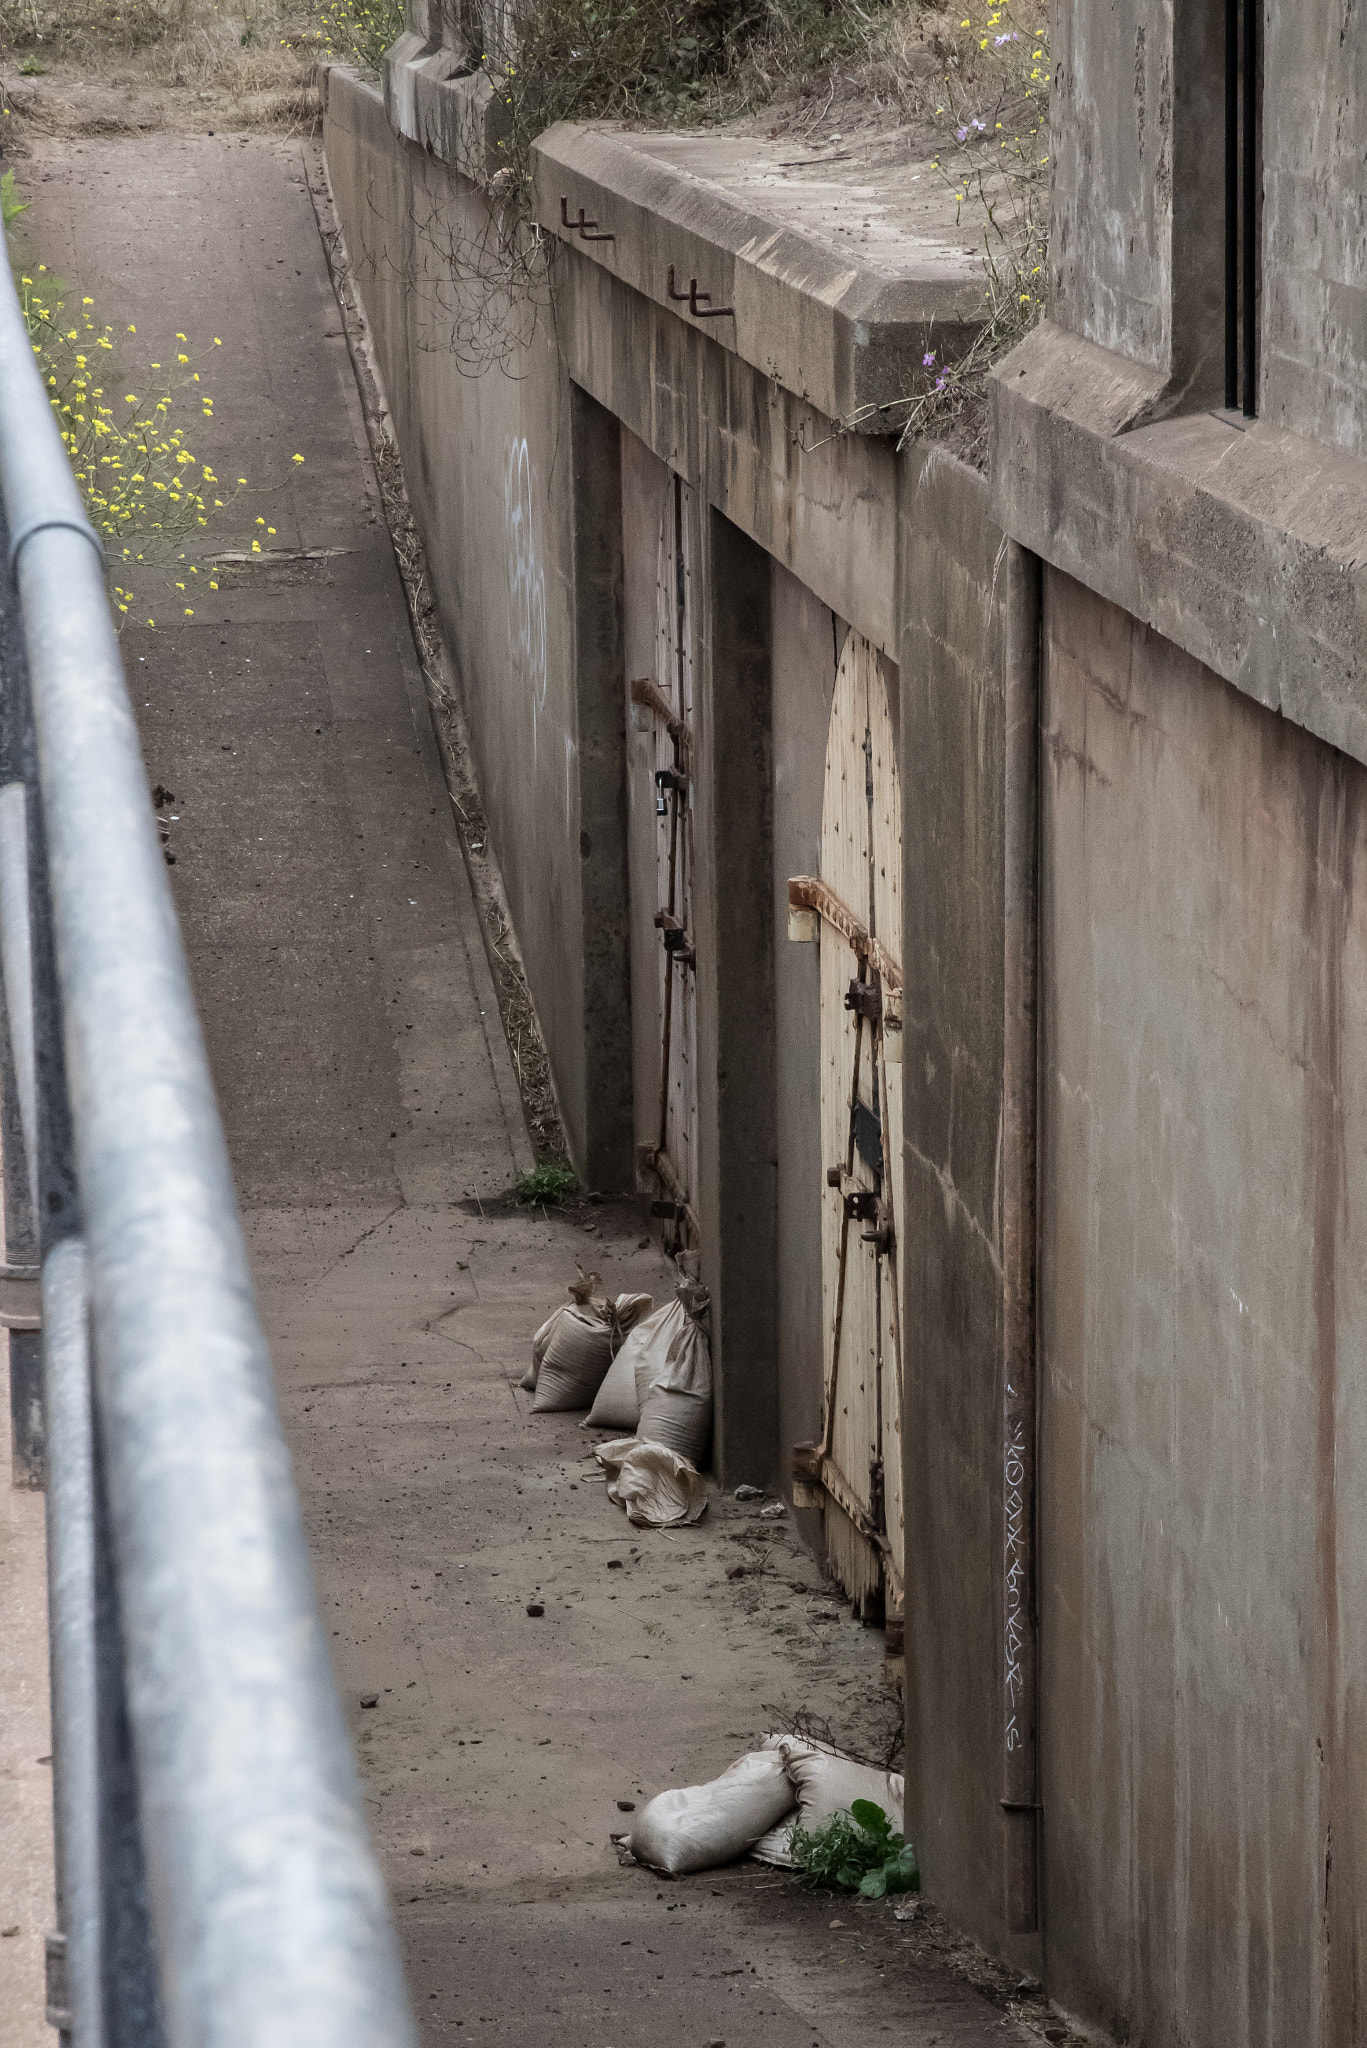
626, 1750, 795, 1876
631, 1280, 712, 1466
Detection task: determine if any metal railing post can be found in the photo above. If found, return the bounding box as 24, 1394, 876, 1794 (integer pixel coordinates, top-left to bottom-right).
0, 539, 43, 1488
0, 205, 416, 2048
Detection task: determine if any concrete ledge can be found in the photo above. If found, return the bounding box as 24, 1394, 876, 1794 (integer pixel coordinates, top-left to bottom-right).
993, 321, 1367, 768
533, 123, 985, 436
379, 31, 509, 180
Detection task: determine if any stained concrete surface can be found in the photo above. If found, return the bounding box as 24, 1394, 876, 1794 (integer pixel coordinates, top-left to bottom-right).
11, 129, 1033, 2046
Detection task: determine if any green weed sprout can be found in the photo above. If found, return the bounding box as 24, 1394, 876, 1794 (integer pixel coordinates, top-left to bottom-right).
789, 1799, 921, 1899
513, 1163, 580, 1206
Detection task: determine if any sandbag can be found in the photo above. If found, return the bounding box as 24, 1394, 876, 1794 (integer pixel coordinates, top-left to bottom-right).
584, 1340, 640, 1431
527, 1283, 654, 1412
594, 1436, 707, 1528
632, 1280, 712, 1466
525, 1272, 609, 1407
750, 1735, 905, 1867
626, 1750, 795, 1875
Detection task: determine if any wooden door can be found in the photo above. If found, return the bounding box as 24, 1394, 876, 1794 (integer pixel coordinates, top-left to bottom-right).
631, 474, 698, 1252
792, 633, 904, 1630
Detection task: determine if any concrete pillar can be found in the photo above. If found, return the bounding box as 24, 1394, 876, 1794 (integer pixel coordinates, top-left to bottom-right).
569, 384, 634, 1192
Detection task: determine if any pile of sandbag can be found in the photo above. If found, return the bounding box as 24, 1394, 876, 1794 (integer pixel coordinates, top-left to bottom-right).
523, 1271, 714, 1525
621, 1734, 905, 1876
587, 1278, 712, 1466
522, 1272, 654, 1412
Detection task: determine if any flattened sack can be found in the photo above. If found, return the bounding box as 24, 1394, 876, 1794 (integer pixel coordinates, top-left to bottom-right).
594, 1436, 707, 1528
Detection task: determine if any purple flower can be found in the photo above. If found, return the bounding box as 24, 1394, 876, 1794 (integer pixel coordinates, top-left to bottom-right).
955, 125, 968, 140
935, 375, 947, 391
922, 350, 936, 366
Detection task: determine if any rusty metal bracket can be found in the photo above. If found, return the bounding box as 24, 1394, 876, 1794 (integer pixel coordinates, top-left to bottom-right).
844, 976, 881, 1023
559, 197, 615, 242
629, 677, 692, 757
859, 1198, 896, 1255
842, 1188, 880, 1225
791, 1443, 905, 1600
788, 875, 902, 991
638, 1143, 701, 1245
653, 909, 695, 966
665, 264, 735, 320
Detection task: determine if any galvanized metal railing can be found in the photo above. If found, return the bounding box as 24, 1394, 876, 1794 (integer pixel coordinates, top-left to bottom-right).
0, 252, 417, 2048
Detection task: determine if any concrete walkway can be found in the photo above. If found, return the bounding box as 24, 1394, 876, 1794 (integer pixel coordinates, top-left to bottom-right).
11, 130, 1037, 2048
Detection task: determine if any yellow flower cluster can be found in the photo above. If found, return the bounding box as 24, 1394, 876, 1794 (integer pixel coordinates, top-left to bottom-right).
20, 273, 244, 623
315, 0, 404, 71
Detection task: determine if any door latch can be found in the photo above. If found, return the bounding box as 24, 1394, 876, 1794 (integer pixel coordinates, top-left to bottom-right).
844, 977, 881, 1023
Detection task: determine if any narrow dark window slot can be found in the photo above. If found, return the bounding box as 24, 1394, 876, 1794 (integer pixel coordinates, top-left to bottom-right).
1225, 0, 1262, 417
1224, 0, 1239, 409
1241, 0, 1258, 416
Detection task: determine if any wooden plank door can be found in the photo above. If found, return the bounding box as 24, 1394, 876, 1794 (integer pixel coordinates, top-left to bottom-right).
799, 632, 904, 1626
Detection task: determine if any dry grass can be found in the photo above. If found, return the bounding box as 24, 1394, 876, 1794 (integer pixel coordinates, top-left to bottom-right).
0, 0, 327, 133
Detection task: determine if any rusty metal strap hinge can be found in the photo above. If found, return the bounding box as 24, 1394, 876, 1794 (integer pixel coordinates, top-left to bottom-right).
630, 677, 692, 752
787, 876, 902, 992
792, 1441, 905, 1601
0, 1261, 41, 1331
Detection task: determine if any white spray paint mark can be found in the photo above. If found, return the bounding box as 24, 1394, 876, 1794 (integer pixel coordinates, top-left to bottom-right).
503, 434, 547, 762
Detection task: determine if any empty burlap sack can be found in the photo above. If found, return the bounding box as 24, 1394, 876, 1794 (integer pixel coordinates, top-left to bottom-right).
593, 1436, 707, 1528
632, 1280, 712, 1466
749, 1735, 905, 1866
626, 1750, 795, 1876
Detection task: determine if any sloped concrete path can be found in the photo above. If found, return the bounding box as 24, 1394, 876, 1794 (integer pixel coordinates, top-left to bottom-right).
9, 130, 1037, 2048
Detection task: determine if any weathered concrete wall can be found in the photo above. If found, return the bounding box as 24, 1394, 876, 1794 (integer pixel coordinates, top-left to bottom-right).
897, 447, 1021, 1966
1049, 0, 1224, 397
1263, 3, 1367, 454
1038, 571, 1367, 2047
323, 75, 596, 1171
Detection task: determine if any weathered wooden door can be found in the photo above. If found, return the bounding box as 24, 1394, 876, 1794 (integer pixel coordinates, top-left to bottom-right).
631, 474, 698, 1251
792, 632, 904, 1632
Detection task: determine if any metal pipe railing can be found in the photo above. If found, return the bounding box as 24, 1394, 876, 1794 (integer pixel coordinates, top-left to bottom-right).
0, 242, 416, 2048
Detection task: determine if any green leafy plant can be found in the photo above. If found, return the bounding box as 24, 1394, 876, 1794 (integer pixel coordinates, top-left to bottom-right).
1, 171, 28, 229
513, 1163, 580, 1206
790, 1799, 921, 1899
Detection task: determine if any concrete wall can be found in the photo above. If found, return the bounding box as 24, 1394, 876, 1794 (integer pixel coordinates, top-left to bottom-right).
1051, 0, 1367, 435
1038, 570, 1367, 2046
1049, 0, 1224, 399
323, 78, 598, 1171
897, 447, 1021, 1968
1264, 4, 1367, 453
